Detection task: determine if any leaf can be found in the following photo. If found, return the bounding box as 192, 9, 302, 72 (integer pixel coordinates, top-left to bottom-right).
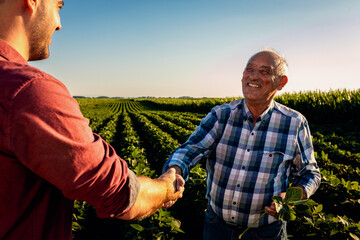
272, 195, 283, 203
130, 224, 144, 232
338, 216, 350, 226
350, 181, 359, 190
274, 202, 283, 213
330, 178, 340, 186
350, 233, 360, 240
172, 219, 182, 229
284, 187, 303, 203
290, 199, 309, 206
314, 204, 323, 213
285, 208, 297, 221
303, 216, 314, 226
297, 207, 313, 219
303, 199, 318, 208
162, 218, 173, 223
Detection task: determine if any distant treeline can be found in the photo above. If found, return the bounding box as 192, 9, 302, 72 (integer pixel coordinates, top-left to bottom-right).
138, 89, 360, 125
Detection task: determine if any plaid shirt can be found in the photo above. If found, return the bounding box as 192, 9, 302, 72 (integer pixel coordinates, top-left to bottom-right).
164, 99, 321, 228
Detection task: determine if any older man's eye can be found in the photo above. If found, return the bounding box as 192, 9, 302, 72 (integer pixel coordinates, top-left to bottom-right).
260, 70, 270, 75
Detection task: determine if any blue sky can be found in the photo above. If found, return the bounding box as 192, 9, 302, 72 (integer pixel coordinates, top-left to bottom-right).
31, 0, 360, 98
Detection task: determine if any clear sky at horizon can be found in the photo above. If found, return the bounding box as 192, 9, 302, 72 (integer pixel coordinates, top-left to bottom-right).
30, 0, 360, 98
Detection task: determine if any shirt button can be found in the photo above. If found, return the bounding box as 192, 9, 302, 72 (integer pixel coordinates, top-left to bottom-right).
233, 202, 236, 205
232, 217, 235, 220
242, 166, 245, 170
251, 132, 254, 136
110, 214, 115, 218
269, 154, 273, 157
237, 184, 240, 187
247, 149, 250, 152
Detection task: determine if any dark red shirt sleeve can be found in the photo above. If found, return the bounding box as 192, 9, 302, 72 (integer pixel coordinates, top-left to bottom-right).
9, 75, 139, 218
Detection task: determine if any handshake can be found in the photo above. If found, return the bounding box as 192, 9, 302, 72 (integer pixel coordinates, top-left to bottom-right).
159, 167, 185, 209
118, 166, 185, 220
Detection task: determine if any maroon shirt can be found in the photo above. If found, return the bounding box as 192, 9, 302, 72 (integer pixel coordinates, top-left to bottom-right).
0, 39, 139, 239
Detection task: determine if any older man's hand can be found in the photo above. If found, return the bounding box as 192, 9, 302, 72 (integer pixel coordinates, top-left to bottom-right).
264, 192, 286, 216
160, 169, 185, 209
158, 168, 185, 208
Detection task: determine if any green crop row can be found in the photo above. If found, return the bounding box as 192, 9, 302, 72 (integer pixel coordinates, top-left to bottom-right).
153, 111, 202, 130
73, 97, 360, 239
73, 105, 185, 240
141, 112, 193, 143
128, 111, 180, 173
136, 89, 360, 125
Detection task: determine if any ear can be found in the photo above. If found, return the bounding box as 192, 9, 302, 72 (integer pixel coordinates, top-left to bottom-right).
24, 0, 38, 14
277, 76, 288, 90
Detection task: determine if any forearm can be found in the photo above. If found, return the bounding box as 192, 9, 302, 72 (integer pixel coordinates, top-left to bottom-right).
292, 184, 308, 200
118, 168, 184, 220
118, 176, 167, 220
163, 110, 219, 180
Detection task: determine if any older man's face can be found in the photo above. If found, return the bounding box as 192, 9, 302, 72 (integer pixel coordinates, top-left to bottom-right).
241, 52, 283, 105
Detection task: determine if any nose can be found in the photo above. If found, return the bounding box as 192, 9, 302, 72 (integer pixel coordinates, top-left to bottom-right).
249, 70, 259, 80
55, 14, 62, 31
56, 22, 62, 31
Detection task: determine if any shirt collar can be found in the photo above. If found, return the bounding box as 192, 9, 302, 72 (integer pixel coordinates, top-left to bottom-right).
242, 99, 275, 123
0, 38, 28, 65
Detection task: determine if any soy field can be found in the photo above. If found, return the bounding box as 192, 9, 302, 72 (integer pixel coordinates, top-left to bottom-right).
72, 89, 360, 240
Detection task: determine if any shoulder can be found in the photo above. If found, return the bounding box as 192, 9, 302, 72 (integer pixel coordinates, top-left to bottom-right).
210, 99, 242, 121
212, 99, 242, 112
273, 101, 307, 124
0, 62, 78, 118
0, 61, 68, 100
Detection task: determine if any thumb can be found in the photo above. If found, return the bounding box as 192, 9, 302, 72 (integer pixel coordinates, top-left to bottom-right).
176, 174, 185, 189
165, 167, 176, 177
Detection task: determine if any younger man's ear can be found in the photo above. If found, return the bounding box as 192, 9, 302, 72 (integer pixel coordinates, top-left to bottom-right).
24, 0, 38, 14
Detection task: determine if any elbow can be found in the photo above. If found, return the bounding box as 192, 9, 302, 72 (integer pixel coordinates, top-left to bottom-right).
116, 206, 139, 220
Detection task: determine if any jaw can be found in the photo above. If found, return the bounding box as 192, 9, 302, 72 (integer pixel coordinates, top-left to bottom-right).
243, 84, 278, 105
243, 82, 262, 98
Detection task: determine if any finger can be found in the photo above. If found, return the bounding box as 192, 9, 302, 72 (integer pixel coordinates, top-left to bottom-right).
167, 168, 176, 175
163, 200, 175, 209
176, 174, 185, 187
265, 204, 277, 215
161, 168, 175, 179
177, 186, 184, 198
264, 206, 275, 216
176, 177, 185, 190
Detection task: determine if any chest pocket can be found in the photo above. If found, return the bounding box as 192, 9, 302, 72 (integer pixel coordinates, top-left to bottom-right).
259, 151, 292, 174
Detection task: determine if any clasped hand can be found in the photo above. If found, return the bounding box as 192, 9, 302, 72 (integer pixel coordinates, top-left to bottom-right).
159, 168, 185, 209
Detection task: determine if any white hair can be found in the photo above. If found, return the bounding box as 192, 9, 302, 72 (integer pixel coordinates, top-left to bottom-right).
254, 47, 288, 76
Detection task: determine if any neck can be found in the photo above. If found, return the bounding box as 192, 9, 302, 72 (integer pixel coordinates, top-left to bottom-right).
0, 4, 30, 60
245, 98, 273, 120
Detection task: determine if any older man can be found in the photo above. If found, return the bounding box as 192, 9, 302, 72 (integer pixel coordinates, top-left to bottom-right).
163, 49, 321, 239
0, 0, 184, 239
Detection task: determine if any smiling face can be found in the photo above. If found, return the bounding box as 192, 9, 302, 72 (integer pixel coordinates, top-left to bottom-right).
241, 51, 287, 107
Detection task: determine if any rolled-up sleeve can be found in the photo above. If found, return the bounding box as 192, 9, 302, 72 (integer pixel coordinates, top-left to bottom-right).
111, 169, 140, 218
9, 77, 139, 218
291, 120, 321, 197
163, 108, 219, 181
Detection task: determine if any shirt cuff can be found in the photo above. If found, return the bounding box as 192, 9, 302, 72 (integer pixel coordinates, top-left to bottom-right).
164, 161, 189, 181
110, 169, 140, 218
